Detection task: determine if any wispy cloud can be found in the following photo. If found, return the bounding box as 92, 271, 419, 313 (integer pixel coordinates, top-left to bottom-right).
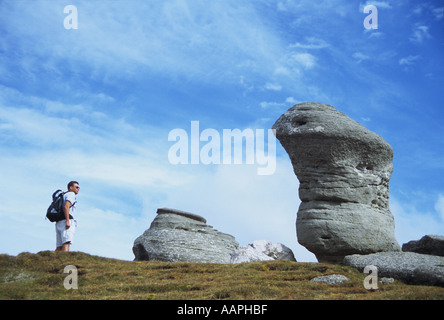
353, 52, 370, 63
0, 84, 185, 186
391, 195, 444, 245
433, 7, 444, 20
260, 97, 302, 110
264, 83, 283, 91
0, 1, 287, 85
410, 24, 431, 43
290, 37, 329, 50
411, 4, 444, 20
399, 55, 420, 66
359, 1, 393, 12
288, 53, 317, 69
0, 0, 334, 115
435, 195, 444, 221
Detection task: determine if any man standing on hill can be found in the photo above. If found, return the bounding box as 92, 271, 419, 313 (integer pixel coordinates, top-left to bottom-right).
55, 181, 79, 252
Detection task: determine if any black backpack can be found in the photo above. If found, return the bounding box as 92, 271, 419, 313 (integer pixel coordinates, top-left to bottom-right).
46, 190, 67, 222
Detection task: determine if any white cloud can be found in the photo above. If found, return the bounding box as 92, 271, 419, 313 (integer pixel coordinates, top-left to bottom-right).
359, 1, 393, 12
353, 52, 370, 63
0, 109, 189, 191
260, 97, 302, 110
391, 196, 444, 246
412, 5, 423, 15
435, 195, 444, 222
367, 31, 384, 39
260, 101, 283, 109
410, 25, 431, 43
0, 0, 300, 88
285, 97, 301, 105
290, 37, 329, 50
433, 7, 444, 20
399, 55, 420, 66
277, 0, 353, 18
289, 53, 317, 69
264, 82, 282, 91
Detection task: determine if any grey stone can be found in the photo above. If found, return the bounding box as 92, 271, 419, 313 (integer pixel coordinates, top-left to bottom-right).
413, 265, 444, 287
311, 274, 350, 285
2, 272, 35, 283
272, 102, 400, 263
402, 235, 444, 257
379, 277, 395, 284
230, 245, 274, 264
133, 208, 238, 263
230, 240, 297, 263
344, 252, 444, 287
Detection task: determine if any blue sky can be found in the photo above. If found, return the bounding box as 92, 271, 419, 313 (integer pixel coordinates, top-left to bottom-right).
0, 0, 443, 262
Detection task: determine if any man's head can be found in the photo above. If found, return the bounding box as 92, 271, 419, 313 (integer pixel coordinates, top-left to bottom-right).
67, 181, 80, 194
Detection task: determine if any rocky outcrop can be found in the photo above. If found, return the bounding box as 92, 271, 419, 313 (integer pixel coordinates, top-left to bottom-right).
402, 235, 444, 257
273, 102, 400, 263
344, 252, 444, 287
133, 208, 238, 263
230, 240, 297, 263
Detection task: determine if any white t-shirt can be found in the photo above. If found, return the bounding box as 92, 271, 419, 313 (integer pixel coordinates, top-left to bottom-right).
63, 191, 77, 219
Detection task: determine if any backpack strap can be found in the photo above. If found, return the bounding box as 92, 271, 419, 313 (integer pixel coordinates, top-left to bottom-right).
52, 189, 63, 201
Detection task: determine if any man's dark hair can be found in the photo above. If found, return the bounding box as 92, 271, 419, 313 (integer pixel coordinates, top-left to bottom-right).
67, 181, 79, 189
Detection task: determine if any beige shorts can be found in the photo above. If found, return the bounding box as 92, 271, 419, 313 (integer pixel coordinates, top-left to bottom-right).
55, 219, 76, 247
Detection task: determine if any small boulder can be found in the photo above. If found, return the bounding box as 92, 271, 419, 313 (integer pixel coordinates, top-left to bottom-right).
311, 274, 350, 285
230, 245, 274, 264
231, 240, 297, 263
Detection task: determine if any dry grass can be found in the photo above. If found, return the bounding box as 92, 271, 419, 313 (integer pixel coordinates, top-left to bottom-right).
1, 251, 444, 300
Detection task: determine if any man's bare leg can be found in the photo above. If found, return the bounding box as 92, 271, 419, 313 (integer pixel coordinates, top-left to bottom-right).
62, 242, 70, 252
55, 242, 70, 252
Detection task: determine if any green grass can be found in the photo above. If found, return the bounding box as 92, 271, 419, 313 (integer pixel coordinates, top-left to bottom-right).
1, 251, 443, 300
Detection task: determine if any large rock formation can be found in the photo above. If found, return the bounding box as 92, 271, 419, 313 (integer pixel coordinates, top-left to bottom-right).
273, 102, 400, 263
133, 208, 238, 263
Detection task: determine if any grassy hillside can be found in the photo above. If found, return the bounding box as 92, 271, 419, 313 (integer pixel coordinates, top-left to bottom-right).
1, 251, 444, 300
